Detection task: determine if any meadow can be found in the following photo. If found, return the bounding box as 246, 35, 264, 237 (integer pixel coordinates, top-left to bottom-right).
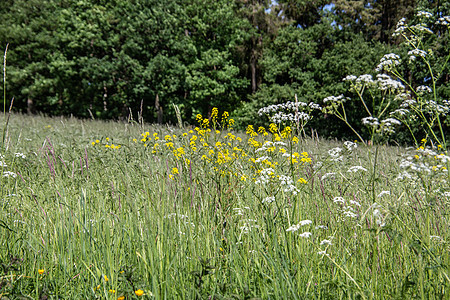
0, 111, 448, 299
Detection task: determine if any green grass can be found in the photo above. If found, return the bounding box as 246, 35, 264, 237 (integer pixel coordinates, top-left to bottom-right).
0, 113, 448, 299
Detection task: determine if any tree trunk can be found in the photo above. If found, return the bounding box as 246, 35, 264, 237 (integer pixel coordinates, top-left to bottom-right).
155, 93, 163, 124
27, 97, 35, 114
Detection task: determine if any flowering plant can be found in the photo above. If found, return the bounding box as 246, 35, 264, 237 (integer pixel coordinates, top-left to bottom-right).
323, 11, 450, 147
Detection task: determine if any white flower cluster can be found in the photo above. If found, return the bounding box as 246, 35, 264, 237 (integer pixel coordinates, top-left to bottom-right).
390, 108, 410, 116
417, 11, 433, 18
373, 203, 386, 227
380, 118, 402, 133
255, 168, 275, 185
262, 196, 275, 204
393, 18, 407, 37
309, 102, 322, 110
323, 94, 348, 104
410, 23, 433, 34
278, 175, 299, 195
343, 141, 357, 152
343, 75, 357, 81
15, 152, 26, 159
436, 16, 450, 25
347, 166, 368, 173
376, 74, 405, 90
3, 171, 16, 178
328, 147, 343, 162
255, 156, 270, 163
416, 85, 432, 93
356, 74, 374, 84
400, 99, 417, 108
375, 53, 401, 72
362, 116, 380, 126
255, 141, 286, 153
408, 49, 427, 61
394, 93, 410, 102
258, 101, 307, 115
286, 219, 312, 232
332, 196, 360, 219
321, 172, 336, 181
258, 100, 319, 124
423, 99, 450, 114
270, 111, 311, 124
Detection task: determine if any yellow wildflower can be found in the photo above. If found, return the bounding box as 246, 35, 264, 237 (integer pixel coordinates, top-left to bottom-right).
135, 289, 144, 296
298, 178, 308, 184
38, 269, 45, 275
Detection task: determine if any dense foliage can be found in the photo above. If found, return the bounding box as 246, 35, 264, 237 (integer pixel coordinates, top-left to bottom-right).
1, 0, 449, 142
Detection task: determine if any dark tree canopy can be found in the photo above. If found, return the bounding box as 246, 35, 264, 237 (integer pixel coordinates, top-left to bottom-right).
0, 0, 449, 142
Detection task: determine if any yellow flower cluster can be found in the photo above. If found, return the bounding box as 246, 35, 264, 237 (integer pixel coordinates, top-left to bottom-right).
131, 107, 311, 188
91, 138, 121, 149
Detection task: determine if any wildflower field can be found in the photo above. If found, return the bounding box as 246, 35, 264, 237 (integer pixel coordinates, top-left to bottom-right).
0, 111, 448, 299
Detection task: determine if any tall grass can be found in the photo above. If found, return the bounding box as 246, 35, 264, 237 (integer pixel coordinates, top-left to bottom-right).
0, 113, 448, 299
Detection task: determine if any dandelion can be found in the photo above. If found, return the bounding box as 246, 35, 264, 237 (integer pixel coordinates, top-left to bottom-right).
135, 289, 144, 296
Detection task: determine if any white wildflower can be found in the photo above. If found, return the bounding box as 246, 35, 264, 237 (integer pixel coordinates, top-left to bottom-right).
315, 225, 328, 230
321, 172, 336, 181
320, 239, 332, 246
376, 53, 401, 71
286, 224, 300, 232
377, 190, 391, 198
343, 75, 357, 82
349, 200, 361, 207
3, 171, 16, 178
416, 85, 432, 93
299, 231, 312, 238
262, 196, 275, 204
343, 141, 357, 151
347, 166, 368, 173
362, 116, 380, 126
323, 95, 347, 104
299, 219, 313, 226
15, 153, 26, 159
333, 197, 345, 204
417, 11, 432, 18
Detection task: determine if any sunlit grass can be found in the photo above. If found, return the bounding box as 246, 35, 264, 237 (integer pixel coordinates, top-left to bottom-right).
0, 113, 448, 299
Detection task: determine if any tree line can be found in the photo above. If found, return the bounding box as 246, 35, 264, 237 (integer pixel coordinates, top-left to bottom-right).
1, 0, 449, 142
